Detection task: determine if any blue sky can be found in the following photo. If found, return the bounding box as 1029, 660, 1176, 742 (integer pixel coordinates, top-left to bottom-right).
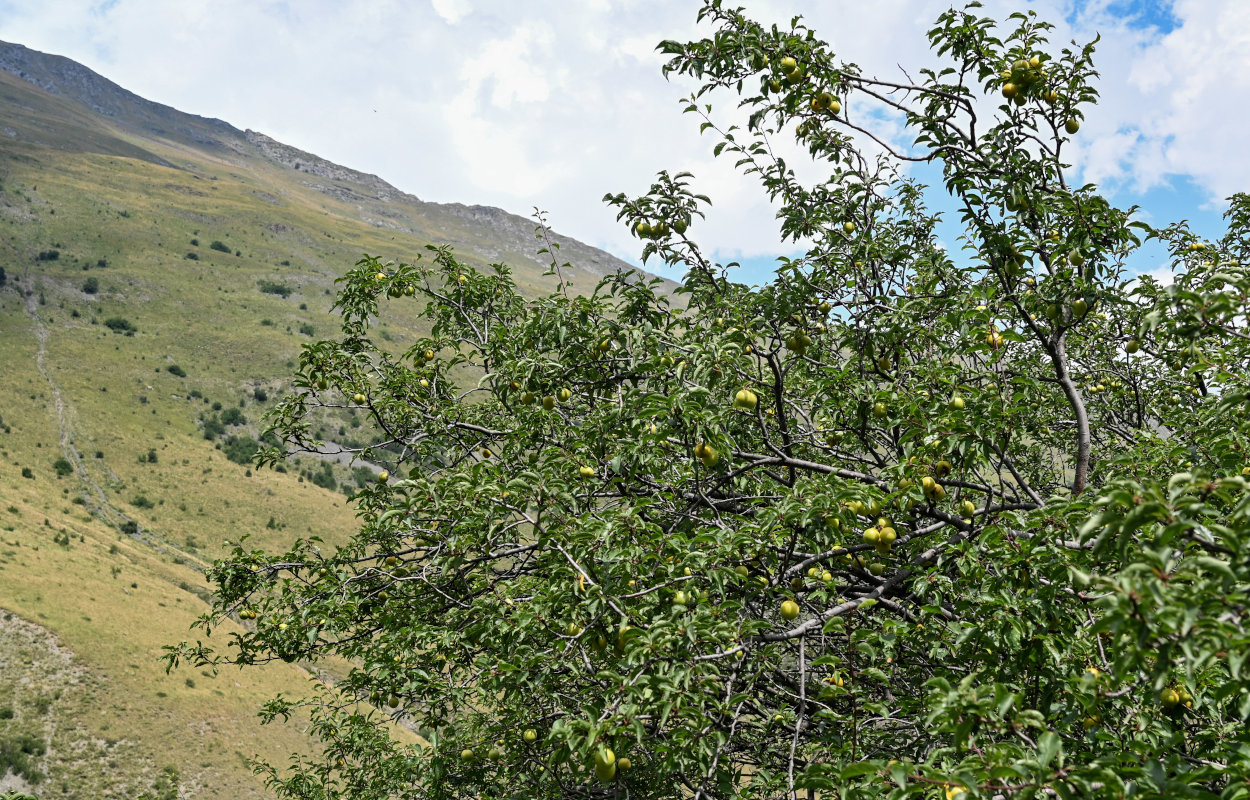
1, 0, 1246, 288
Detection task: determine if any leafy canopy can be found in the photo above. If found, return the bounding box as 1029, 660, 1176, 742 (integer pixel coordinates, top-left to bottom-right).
168, 3, 1250, 799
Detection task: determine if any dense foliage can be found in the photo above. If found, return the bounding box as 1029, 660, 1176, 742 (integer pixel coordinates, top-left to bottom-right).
168, 3, 1250, 799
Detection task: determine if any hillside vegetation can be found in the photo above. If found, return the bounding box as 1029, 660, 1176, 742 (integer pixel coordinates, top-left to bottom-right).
0, 40, 638, 797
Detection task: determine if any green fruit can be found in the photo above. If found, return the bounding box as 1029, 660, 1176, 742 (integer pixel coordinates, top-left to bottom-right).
780, 599, 800, 621
673, 218, 688, 234
735, 565, 750, 578
733, 388, 759, 410
695, 442, 720, 468
353, 393, 367, 404
949, 395, 965, 411
578, 465, 595, 479
673, 590, 688, 606
873, 401, 888, 419
460, 748, 475, 762
1065, 118, 1080, 134
635, 221, 652, 238
1160, 688, 1180, 708
778, 56, 797, 73
1072, 298, 1089, 317
617, 756, 632, 771
960, 499, 976, 518
869, 562, 885, 576
377, 471, 389, 483
523, 728, 537, 743
542, 395, 556, 411
557, 388, 572, 402
1126, 339, 1140, 354
594, 748, 617, 782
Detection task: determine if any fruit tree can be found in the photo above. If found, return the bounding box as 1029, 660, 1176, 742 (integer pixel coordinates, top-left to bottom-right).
167, 4, 1250, 799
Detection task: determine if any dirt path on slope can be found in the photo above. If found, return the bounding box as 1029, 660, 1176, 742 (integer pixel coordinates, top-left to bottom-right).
19, 270, 180, 559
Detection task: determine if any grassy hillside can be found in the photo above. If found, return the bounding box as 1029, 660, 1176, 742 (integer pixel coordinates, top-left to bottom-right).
0, 41, 644, 797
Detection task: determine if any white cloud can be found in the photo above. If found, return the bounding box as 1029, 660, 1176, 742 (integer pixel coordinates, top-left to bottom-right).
431, 0, 471, 25
0, 0, 1247, 271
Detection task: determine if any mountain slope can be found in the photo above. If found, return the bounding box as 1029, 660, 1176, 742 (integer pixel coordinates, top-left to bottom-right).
0, 40, 649, 797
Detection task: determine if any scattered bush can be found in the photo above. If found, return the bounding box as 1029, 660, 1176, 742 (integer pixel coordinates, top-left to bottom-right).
52, 457, 72, 477
82, 276, 99, 294
190, 238, 199, 247
20, 467, 33, 479
252, 388, 268, 402
219, 407, 245, 426
130, 494, 154, 509
298, 323, 315, 337
103, 317, 136, 334
222, 435, 259, 466
258, 279, 293, 298
0, 732, 46, 784
167, 364, 186, 377
36, 249, 59, 261
184, 252, 199, 260
120, 521, 138, 535
201, 416, 225, 441
308, 462, 336, 491
209, 240, 231, 253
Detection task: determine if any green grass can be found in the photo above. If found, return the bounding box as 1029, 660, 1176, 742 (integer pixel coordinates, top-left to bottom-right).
0, 111, 474, 797
0, 53, 643, 793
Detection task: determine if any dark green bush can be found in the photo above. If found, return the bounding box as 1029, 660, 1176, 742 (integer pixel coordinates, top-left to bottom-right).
258, 279, 293, 297
209, 241, 231, 253
0, 732, 47, 784
82, 276, 99, 294
103, 317, 135, 334
167, 364, 186, 377
52, 457, 72, 477
202, 416, 225, 441
221, 435, 260, 466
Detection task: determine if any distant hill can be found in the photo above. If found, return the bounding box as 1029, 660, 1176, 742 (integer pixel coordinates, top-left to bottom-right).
0, 39, 650, 798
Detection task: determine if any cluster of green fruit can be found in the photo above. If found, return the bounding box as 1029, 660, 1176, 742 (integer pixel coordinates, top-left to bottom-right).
634, 218, 688, 239
785, 330, 813, 355
775, 56, 805, 88
1000, 55, 1051, 105
861, 519, 898, 555
694, 441, 720, 468
998, 53, 1080, 133
238, 608, 260, 620
1160, 685, 1193, 710
519, 387, 572, 410
809, 90, 840, 115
